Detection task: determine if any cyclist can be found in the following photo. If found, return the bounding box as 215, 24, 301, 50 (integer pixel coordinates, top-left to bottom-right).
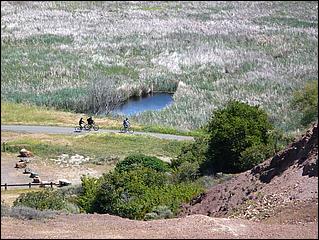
87, 116, 94, 127
79, 117, 85, 130
123, 118, 130, 131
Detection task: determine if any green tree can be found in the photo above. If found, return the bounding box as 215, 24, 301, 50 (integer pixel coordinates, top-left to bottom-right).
291, 80, 318, 127
204, 100, 274, 174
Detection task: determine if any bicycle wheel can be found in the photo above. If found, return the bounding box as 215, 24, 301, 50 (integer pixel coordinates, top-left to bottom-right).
93, 125, 99, 131
75, 126, 81, 132
84, 124, 90, 130
128, 128, 134, 134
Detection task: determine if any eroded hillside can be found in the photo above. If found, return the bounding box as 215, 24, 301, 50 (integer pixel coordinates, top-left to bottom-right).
179, 123, 318, 223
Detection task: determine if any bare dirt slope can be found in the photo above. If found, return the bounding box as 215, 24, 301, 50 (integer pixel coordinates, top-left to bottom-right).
1, 213, 317, 239
1, 124, 318, 239
179, 123, 318, 224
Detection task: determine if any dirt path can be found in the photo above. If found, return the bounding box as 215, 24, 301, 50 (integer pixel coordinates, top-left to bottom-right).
1, 125, 194, 141
1, 214, 317, 239
1, 153, 111, 202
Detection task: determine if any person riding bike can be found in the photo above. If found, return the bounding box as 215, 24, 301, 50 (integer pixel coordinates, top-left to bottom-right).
79, 117, 85, 130
123, 118, 130, 131
87, 116, 95, 126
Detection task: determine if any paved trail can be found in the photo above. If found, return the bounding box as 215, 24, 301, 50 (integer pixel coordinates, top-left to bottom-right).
1, 125, 194, 141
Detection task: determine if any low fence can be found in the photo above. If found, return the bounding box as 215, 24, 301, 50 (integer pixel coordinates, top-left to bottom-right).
1, 182, 59, 190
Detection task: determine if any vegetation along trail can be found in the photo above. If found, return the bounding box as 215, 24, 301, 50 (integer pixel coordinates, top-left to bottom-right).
1, 125, 194, 141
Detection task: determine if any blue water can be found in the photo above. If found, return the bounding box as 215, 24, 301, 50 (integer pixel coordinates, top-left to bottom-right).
112, 93, 173, 116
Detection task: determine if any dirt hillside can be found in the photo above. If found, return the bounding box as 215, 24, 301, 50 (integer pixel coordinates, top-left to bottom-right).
179, 123, 318, 224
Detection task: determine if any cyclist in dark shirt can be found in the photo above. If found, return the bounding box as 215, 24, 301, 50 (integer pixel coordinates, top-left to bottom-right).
87, 116, 94, 126
123, 118, 130, 130
79, 117, 85, 129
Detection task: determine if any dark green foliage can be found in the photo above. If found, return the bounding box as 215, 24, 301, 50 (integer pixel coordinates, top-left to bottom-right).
171, 137, 208, 169
205, 100, 274, 174
114, 153, 171, 173
291, 80, 318, 127
79, 166, 203, 220
237, 144, 274, 170
76, 176, 102, 213
171, 161, 200, 183
118, 182, 203, 220
93, 167, 168, 214
13, 189, 67, 211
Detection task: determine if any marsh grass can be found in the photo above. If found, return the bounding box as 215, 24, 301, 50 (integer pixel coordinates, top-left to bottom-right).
1, 1, 318, 132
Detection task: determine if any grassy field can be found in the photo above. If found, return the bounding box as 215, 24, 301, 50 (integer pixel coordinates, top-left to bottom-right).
1, 1, 318, 132
1, 131, 186, 161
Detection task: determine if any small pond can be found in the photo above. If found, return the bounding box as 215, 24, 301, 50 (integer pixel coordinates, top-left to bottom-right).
112, 92, 174, 116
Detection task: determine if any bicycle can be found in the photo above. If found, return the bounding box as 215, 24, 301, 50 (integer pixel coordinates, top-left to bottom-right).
74, 124, 85, 132
119, 126, 134, 134
85, 123, 99, 131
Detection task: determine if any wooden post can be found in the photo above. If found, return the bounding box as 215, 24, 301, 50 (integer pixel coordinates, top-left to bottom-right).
5, 183, 7, 190
50, 182, 53, 188
29, 182, 31, 189
2, 142, 6, 152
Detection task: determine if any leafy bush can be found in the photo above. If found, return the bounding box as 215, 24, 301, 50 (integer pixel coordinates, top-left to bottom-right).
115, 154, 171, 173
171, 136, 208, 169
13, 188, 67, 211
291, 80, 318, 127
204, 100, 273, 174
111, 182, 203, 220
76, 176, 102, 213
93, 167, 168, 214
81, 166, 203, 220
171, 161, 200, 183
237, 144, 274, 170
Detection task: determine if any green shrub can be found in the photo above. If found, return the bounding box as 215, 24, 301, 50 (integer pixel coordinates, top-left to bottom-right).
85, 166, 203, 220
92, 167, 168, 214
171, 137, 208, 169
144, 212, 159, 220
237, 144, 274, 171
112, 182, 203, 220
291, 80, 318, 127
171, 161, 200, 183
144, 205, 173, 220
13, 188, 67, 211
76, 176, 102, 213
115, 154, 171, 173
204, 100, 273, 174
